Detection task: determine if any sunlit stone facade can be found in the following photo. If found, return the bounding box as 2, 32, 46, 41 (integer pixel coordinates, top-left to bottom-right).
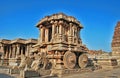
0, 38, 37, 65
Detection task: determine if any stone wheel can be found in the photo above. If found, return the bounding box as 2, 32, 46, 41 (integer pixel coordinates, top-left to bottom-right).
78, 53, 88, 68
63, 51, 76, 69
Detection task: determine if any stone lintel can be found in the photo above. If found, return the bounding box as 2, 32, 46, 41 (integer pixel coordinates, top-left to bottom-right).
10, 38, 26, 44
0, 39, 11, 44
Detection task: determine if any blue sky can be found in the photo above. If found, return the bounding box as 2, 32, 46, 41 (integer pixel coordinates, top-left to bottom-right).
0, 0, 120, 52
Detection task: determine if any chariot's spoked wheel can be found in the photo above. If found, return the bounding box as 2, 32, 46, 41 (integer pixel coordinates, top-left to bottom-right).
78, 54, 88, 68
63, 51, 76, 69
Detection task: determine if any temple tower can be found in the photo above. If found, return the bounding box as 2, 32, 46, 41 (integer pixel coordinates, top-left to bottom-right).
112, 21, 120, 56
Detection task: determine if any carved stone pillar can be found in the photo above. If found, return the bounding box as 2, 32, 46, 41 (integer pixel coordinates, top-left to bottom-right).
38, 29, 41, 44
59, 24, 63, 42
5, 46, 9, 58
26, 45, 28, 56
72, 26, 75, 43
7, 46, 9, 58
16, 45, 20, 58
45, 28, 48, 42
78, 28, 80, 38
26, 44, 31, 56
40, 27, 46, 42
57, 26, 59, 34
21, 47, 23, 55
52, 24, 55, 41
70, 23, 73, 36
40, 27, 43, 43
9, 46, 12, 58
39, 25, 44, 43
12, 45, 16, 58
1, 44, 4, 53
59, 24, 62, 35
1, 45, 4, 65
68, 23, 73, 43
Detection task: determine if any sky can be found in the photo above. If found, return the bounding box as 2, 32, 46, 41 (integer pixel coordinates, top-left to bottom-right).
0, 0, 120, 52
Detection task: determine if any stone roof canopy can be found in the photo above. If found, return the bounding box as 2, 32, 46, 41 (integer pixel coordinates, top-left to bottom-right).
36, 13, 83, 28
0, 38, 37, 44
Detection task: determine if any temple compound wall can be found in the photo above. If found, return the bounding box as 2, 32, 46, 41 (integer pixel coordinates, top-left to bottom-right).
0, 38, 37, 65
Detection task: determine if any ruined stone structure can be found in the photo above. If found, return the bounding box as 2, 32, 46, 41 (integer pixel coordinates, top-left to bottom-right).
1, 13, 119, 78
88, 50, 103, 55
112, 21, 120, 56
33, 13, 89, 73
0, 38, 37, 66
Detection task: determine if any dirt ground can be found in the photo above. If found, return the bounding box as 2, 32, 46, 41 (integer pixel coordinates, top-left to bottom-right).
62, 68, 120, 78
1, 67, 120, 78
39, 68, 120, 78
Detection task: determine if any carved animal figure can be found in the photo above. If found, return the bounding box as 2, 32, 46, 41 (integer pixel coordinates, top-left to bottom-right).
31, 52, 52, 70
13, 53, 52, 71
18, 56, 33, 69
